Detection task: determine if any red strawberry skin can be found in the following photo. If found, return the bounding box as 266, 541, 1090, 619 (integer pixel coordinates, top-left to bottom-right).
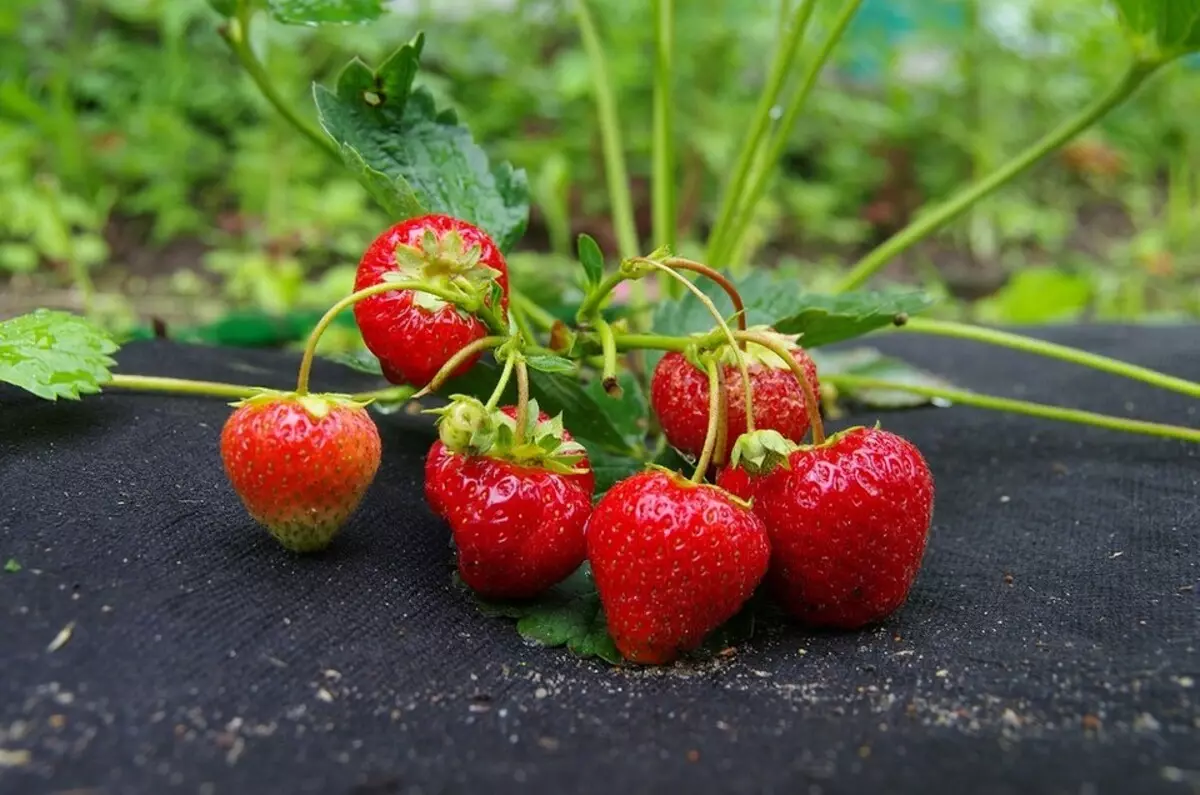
586, 470, 771, 664
717, 427, 934, 629
220, 397, 382, 552
425, 411, 595, 599
353, 214, 509, 388
651, 348, 820, 462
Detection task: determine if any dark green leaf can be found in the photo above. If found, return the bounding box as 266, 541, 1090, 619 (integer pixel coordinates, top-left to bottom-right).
583, 446, 644, 497
525, 355, 576, 375
207, 0, 238, 16
0, 310, 118, 400
812, 347, 955, 409
443, 358, 632, 452
1112, 0, 1200, 59
757, 290, 936, 348
582, 371, 648, 447
576, 233, 605, 287
313, 35, 530, 251
470, 564, 623, 665
267, 0, 384, 25
323, 348, 383, 376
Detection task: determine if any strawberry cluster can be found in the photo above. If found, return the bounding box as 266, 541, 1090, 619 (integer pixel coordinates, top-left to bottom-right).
217, 214, 936, 666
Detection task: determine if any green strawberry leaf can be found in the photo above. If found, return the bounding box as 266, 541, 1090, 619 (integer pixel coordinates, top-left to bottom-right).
583, 447, 645, 497
754, 290, 936, 349
0, 310, 119, 400
1112, 0, 1200, 61
267, 0, 384, 25
525, 355, 576, 375
811, 347, 955, 409
323, 348, 383, 376
470, 564, 623, 665
313, 34, 530, 252
577, 233, 605, 288
206, 0, 238, 16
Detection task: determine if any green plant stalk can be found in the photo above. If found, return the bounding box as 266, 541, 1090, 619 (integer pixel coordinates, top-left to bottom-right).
512, 289, 558, 331
897, 318, 1200, 399
612, 332, 694, 353
295, 280, 477, 395
106, 374, 263, 401
691, 357, 723, 482
734, 330, 825, 444
576, 271, 628, 322
354, 385, 417, 404
596, 317, 620, 387
717, 0, 863, 268
413, 335, 507, 398
571, 0, 646, 318
835, 59, 1161, 293
651, 0, 678, 299
705, 0, 818, 269
827, 375, 1200, 444
514, 358, 531, 445
223, 2, 341, 165
486, 353, 517, 411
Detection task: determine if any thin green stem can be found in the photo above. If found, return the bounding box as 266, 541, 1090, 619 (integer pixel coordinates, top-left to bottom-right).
353, 385, 417, 404
631, 257, 756, 432
512, 288, 558, 331
486, 353, 517, 411
706, 0, 817, 267
734, 331, 824, 444
576, 270, 627, 323
692, 357, 722, 483
718, 0, 863, 267
514, 358, 531, 445
836, 60, 1160, 292
897, 318, 1200, 399
223, 2, 340, 164
106, 374, 262, 401
651, 0, 676, 300
596, 317, 620, 392
296, 280, 469, 395
826, 375, 1200, 444
611, 332, 694, 353
661, 257, 747, 333
572, 0, 639, 264
412, 335, 507, 399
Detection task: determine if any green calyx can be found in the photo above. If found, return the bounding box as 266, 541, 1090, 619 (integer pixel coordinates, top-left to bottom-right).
390, 228, 502, 314
643, 464, 755, 511
428, 396, 589, 476
714, 326, 800, 369
728, 428, 797, 475
229, 389, 371, 420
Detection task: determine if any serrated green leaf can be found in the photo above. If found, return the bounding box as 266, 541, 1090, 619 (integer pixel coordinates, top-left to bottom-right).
313, 35, 530, 252
267, 0, 384, 25
812, 347, 955, 409
0, 310, 118, 401
576, 233, 605, 287
323, 348, 383, 376
1112, 0, 1200, 60
582, 371, 648, 448
525, 355, 576, 375
757, 290, 936, 348
471, 564, 622, 665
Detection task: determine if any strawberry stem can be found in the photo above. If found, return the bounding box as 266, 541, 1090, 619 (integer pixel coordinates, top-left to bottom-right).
660, 257, 747, 335
895, 318, 1200, 400
486, 352, 518, 411
629, 256, 757, 433
713, 364, 730, 466
106, 374, 263, 400
295, 280, 474, 396
692, 356, 722, 483
514, 357, 531, 445
595, 317, 620, 390
412, 335, 507, 399
575, 270, 627, 323
735, 330, 824, 445
826, 374, 1200, 444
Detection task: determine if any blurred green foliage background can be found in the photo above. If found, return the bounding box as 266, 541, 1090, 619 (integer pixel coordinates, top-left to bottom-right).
1, 0, 1198, 350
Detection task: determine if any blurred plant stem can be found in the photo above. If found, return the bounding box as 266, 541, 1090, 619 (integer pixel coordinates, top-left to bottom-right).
651, 0, 679, 298
836, 59, 1163, 293
705, 0, 817, 270
221, 0, 341, 165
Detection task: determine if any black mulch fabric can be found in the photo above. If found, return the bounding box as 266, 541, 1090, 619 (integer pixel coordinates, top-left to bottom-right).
2, 326, 1198, 795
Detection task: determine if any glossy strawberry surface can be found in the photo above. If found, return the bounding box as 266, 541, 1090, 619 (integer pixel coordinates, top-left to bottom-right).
717, 426, 934, 629
651, 347, 820, 462
353, 214, 509, 388
586, 469, 771, 664
220, 396, 382, 552
425, 410, 594, 600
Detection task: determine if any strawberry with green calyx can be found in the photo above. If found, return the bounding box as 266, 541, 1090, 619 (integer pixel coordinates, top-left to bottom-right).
716, 423, 935, 629
425, 396, 595, 599
652, 326, 821, 463
354, 214, 510, 388
220, 390, 382, 553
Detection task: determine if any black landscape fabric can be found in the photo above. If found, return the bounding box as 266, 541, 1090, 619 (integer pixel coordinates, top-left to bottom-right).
1, 326, 1198, 795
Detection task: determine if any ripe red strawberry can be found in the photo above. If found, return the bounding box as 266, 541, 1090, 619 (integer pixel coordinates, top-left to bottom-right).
425, 400, 595, 599
353, 214, 509, 388
220, 391, 382, 552
650, 329, 820, 463
717, 426, 934, 629
586, 469, 771, 664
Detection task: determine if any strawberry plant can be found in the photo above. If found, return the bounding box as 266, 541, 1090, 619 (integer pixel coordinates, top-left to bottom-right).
2, 0, 1200, 666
